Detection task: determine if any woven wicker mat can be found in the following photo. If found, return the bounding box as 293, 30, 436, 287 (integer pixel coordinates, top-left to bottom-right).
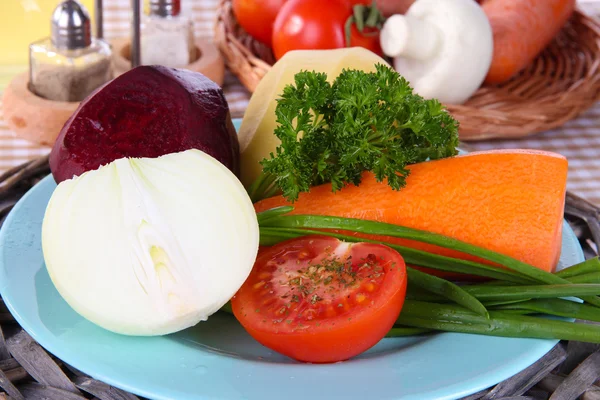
0, 159, 596, 400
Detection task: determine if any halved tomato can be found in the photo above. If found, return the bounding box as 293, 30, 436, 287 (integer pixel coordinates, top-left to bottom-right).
231, 236, 407, 363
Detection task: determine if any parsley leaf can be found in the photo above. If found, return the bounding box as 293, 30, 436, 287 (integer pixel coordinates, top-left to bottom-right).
248, 63, 460, 203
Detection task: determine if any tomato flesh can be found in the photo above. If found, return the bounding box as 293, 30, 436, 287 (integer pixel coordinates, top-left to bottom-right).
231, 236, 407, 363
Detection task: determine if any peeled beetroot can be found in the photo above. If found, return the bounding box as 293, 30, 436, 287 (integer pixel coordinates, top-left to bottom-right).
49, 65, 239, 183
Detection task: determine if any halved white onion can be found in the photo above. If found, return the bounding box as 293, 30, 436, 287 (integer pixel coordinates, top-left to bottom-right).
42, 149, 259, 336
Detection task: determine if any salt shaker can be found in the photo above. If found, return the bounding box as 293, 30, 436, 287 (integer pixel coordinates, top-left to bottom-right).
28, 0, 112, 103
140, 0, 195, 68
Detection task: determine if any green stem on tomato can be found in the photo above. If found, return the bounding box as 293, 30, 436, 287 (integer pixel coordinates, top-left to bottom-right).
258, 214, 600, 307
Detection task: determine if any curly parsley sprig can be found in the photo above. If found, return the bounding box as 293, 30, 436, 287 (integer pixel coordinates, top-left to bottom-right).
247, 64, 460, 203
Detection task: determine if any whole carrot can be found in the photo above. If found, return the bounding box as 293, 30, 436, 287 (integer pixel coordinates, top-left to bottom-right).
482, 0, 576, 85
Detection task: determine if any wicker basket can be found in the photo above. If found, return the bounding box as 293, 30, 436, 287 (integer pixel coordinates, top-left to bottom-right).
215, 0, 600, 140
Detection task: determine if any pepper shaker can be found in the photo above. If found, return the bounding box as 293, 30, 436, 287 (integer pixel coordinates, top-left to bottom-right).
140, 0, 195, 67
28, 0, 112, 103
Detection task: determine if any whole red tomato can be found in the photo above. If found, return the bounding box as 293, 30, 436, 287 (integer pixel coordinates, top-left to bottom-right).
232, 0, 286, 46
272, 0, 384, 60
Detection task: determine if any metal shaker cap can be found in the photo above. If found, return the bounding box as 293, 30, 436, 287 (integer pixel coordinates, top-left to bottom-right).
51, 0, 92, 50
149, 0, 181, 17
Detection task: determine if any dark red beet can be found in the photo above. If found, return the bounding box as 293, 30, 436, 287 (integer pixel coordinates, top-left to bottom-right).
50, 65, 239, 183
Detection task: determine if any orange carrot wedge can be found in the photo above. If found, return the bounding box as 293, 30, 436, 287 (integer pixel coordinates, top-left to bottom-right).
254, 149, 568, 275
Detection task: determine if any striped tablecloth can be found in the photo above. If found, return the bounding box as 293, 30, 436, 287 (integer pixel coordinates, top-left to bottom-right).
1, 0, 600, 206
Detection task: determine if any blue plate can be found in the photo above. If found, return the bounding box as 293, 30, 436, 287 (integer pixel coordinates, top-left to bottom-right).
0, 119, 584, 400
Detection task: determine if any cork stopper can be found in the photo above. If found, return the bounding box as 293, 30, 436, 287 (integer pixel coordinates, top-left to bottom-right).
51, 0, 92, 50
149, 0, 181, 17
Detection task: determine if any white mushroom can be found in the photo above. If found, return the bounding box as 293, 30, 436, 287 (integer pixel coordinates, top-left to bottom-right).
380, 0, 493, 104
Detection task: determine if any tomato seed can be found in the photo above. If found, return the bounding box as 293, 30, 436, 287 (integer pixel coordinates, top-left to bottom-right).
258, 272, 271, 280
364, 282, 376, 292
326, 306, 337, 318
304, 308, 318, 320
262, 298, 276, 307
253, 281, 265, 290
356, 293, 367, 303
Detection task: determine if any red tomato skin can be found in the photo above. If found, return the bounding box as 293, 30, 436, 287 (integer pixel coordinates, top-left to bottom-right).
231, 237, 407, 363
232, 0, 286, 46
272, 0, 347, 59
348, 25, 383, 57
271, 0, 383, 60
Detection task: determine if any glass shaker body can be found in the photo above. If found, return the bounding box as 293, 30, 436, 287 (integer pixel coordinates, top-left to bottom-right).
29, 37, 112, 102
140, 14, 195, 68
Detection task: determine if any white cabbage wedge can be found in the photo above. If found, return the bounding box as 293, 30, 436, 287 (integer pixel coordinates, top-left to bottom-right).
42, 149, 259, 336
